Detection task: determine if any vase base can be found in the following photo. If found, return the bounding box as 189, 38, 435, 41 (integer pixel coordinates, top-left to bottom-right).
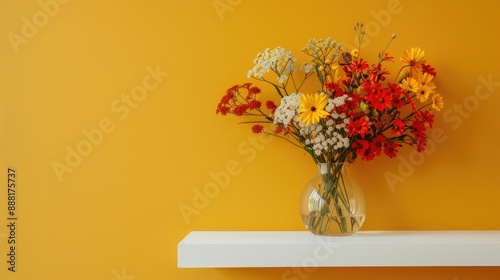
301, 214, 365, 236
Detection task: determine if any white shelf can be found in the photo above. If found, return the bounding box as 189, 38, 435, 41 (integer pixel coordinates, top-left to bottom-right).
178, 231, 500, 268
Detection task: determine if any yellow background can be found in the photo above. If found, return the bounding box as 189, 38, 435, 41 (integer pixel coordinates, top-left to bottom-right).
1, 0, 500, 279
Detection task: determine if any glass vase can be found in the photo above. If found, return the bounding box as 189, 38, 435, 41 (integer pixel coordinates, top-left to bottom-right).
300, 162, 366, 236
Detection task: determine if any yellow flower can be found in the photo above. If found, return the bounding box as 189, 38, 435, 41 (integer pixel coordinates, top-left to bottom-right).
415, 85, 433, 102
299, 92, 330, 126
350, 48, 359, 58
432, 93, 444, 111
400, 77, 420, 93
401, 47, 426, 74
325, 66, 342, 84
418, 72, 437, 92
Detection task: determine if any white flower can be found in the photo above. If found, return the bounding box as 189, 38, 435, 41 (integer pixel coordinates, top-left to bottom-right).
331, 94, 348, 107
325, 95, 347, 112
273, 93, 301, 126
248, 47, 296, 84
303, 37, 337, 54
300, 62, 314, 74
343, 138, 350, 147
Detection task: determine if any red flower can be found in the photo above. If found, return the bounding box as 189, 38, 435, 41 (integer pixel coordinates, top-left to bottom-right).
240, 82, 252, 89
227, 84, 239, 93
248, 99, 262, 110
422, 64, 436, 76
410, 118, 428, 152
342, 65, 352, 77
326, 83, 346, 98
367, 64, 390, 82
266, 100, 277, 114
385, 83, 405, 109
349, 58, 369, 73
216, 87, 237, 115
251, 124, 264, 134
386, 82, 401, 94
352, 139, 367, 154
245, 86, 262, 101
361, 149, 376, 161
411, 119, 427, 140
273, 125, 285, 134
342, 96, 359, 111
390, 91, 405, 109
418, 110, 434, 128
370, 135, 387, 156
368, 89, 392, 111
216, 84, 263, 117
216, 105, 230, 115
391, 118, 405, 135
346, 116, 371, 138
383, 141, 399, 158
232, 104, 248, 116
248, 86, 261, 94
416, 138, 427, 153
353, 139, 375, 161
363, 81, 381, 95
325, 82, 336, 92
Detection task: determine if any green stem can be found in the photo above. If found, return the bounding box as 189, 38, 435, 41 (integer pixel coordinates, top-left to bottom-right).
309, 161, 363, 234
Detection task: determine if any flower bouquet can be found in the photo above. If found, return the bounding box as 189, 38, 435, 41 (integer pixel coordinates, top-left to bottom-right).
216, 23, 444, 235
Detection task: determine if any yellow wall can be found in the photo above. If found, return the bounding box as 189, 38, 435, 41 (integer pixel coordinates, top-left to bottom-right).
1, 0, 500, 279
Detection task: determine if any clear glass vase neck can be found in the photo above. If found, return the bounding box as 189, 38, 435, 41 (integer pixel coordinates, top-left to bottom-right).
316, 162, 349, 175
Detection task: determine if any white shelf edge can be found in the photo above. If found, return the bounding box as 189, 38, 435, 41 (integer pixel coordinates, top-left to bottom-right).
178, 230, 500, 268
